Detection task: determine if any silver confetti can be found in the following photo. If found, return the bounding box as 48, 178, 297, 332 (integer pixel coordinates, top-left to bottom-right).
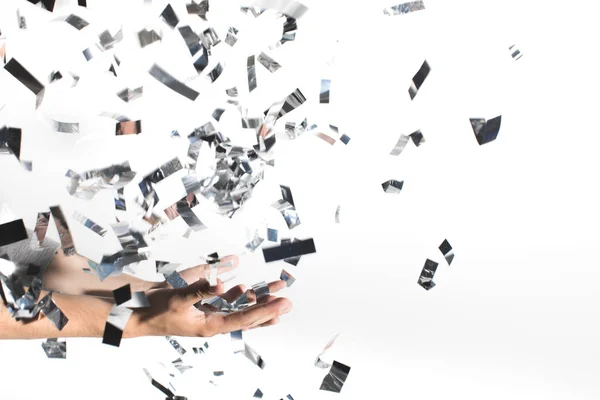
225, 27, 239, 46
314, 333, 339, 369
98, 28, 123, 50
253, 389, 264, 398
164, 271, 188, 289
149, 64, 199, 101
41, 338, 66, 359
257, 52, 282, 72
72, 211, 107, 237
17, 10, 27, 30
470, 116, 501, 145
187, 0, 209, 20
276, 88, 306, 120
409, 129, 425, 146
247, 55, 257, 92
54, 120, 79, 134
383, 1, 425, 16
320, 361, 351, 393
31, 211, 50, 248
417, 259, 438, 290
280, 269, 295, 287
319, 79, 331, 104
66, 161, 136, 200
178, 26, 202, 56
335, 205, 341, 223
253, 0, 308, 19
200, 27, 220, 54
40, 294, 70, 331
408, 60, 430, 100
381, 179, 404, 194
164, 193, 206, 231
117, 87, 143, 103
49, 205, 76, 256
166, 336, 187, 355
4, 58, 45, 108
272, 200, 301, 229
138, 28, 162, 47
103, 305, 133, 346
63, 14, 89, 30
246, 230, 264, 252
509, 44, 523, 60
251, 281, 270, 300
267, 228, 278, 242
439, 239, 454, 265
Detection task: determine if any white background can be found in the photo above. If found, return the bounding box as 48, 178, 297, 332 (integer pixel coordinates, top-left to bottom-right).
1, 0, 600, 399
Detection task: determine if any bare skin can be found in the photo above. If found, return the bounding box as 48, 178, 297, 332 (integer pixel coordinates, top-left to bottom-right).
0, 251, 292, 339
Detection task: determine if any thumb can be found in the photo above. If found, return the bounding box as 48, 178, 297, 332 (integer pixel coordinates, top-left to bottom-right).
176, 279, 224, 306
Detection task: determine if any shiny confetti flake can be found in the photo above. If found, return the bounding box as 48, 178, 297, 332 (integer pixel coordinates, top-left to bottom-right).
267, 228, 278, 242
187, 0, 209, 19
67, 161, 136, 200
31, 211, 50, 248
117, 87, 143, 102
225, 27, 239, 46
408, 60, 430, 100
41, 338, 66, 359
54, 120, 79, 134
138, 28, 162, 47
257, 52, 282, 72
439, 239, 454, 265
179, 26, 202, 56
276, 88, 306, 120
149, 64, 199, 101
0, 219, 27, 247
72, 211, 107, 237
247, 55, 257, 92
166, 336, 187, 355
113, 284, 132, 306
470, 116, 502, 145
4, 58, 45, 108
251, 281, 270, 300
389, 134, 410, 156
280, 269, 296, 287
335, 205, 341, 223
509, 44, 523, 60
383, 1, 426, 15
381, 179, 404, 194
160, 4, 180, 28
320, 360, 351, 393
254, 388, 264, 398
263, 238, 316, 263
246, 231, 265, 252
255, 0, 309, 19
417, 259, 438, 290
49, 206, 76, 256
319, 79, 331, 104
409, 129, 425, 146
0, 126, 22, 162
40, 295, 70, 331
63, 14, 89, 30
102, 305, 133, 347
143, 368, 175, 399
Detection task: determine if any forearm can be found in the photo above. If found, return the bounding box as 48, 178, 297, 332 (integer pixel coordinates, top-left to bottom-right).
0, 290, 142, 339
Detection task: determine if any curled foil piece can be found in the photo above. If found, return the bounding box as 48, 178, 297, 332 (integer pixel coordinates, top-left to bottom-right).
42, 338, 67, 359
4, 58, 45, 108
381, 179, 404, 194
72, 211, 107, 237
149, 64, 200, 101
31, 211, 51, 248
254, 0, 309, 20
383, 1, 425, 16
417, 258, 438, 290
257, 52, 282, 72
408, 60, 430, 100
320, 361, 351, 393
470, 116, 502, 145
49, 206, 76, 256
280, 269, 295, 287
66, 161, 136, 200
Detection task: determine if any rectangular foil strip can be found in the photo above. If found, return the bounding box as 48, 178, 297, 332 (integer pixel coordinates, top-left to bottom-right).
49, 206, 76, 256
408, 60, 430, 100
72, 211, 107, 237
418, 258, 438, 290
247, 55, 257, 92
0, 219, 28, 247
263, 238, 316, 263
149, 64, 199, 101
319, 79, 331, 104
31, 211, 51, 248
257, 52, 282, 72
320, 361, 351, 393
383, 1, 425, 15
102, 305, 133, 346
4, 58, 45, 108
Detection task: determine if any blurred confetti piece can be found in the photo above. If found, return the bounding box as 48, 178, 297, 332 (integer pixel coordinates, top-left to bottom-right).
253, 388, 264, 398
319, 79, 331, 104
381, 179, 403, 194
0, 219, 27, 247
112, 284, 132, 306
257, 52, 282, 72
160, 4, 180, 28
138, 28, 162, 47
408, 60, 430, 100
54, 120, 79, 134
117, 87, 143, 102
72, 211, 107, 237
384, 1, 425, 15
417, 259, 438, 290
315, 333, 339, 368
390, 134, 410, 156
166, 336, 187, 355
246, 230, 264, 252
4, 58, 45, 108
187, 0, 209, 19
509, 44, 523, 60
409, 129, 425, 146
50, 206, 76, 256
102, 305, 132, 346
143, 368, 175, 398
335, 205, 341, 223
63, 14, 89, 30
263, 238, 316, 263
254, 0, 309, 19
31, 211, 50, 248
40, 295, 69, 331
439, 239, 454, 265
280, 269, 295, 287
41, 338, 66, 359
470, 115, 501, 145
149, 64, 199, 101
248, 55, 257, 92
225, 27, 239, 46
320, 360, 351, 393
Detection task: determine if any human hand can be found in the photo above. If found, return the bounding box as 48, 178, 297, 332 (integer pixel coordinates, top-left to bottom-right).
128, 273, 291, 337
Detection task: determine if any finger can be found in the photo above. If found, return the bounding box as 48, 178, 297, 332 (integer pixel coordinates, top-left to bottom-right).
176, 279, 224, 306
179, 255, 240, 282
220, 284, 246, 303
208, 297, 292, 334
246, 280, 287, 303
251, 317, 280, 329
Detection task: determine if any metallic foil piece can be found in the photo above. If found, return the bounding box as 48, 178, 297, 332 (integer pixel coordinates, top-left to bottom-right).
83, 44, 103, 61
509, 44, 523, 60
120, 291, 151, 308
54, 120, 79, 134
4, 58, 45, 108
418, 259, 439, 290
272, 200, 300, 229
383, 1, 425, 15
114, 188, 126, 211
340, 134, 351, 145
143, 368, 175, 398
439, 239, 454, 265
103, 305, 133, 346
72, 211, 107, 237
172, 358, 193, 374
165, 193, 206, 231
117, 87, 143, 102
267, 228, 278, 242
200, 27, 220, 54
319, 79, 331, 104
0, 219, 28, 247
281, 238, 300, 266
314, 333, 339, 369
138, 28, 162, 47
31, 211, 51, 248
164, 271, 188, 289
212, 108, 225, 121
41, 296, 70, 331
335, 205, 341, 223
207, 62, 223, 83
67, 161, 136, 200
277, 88, 306, 120
231, 330, 245, 353
390, 134, 410, 156
254, 389, 264, 398
98, 28, 123, 50
244, 343, 266, 369
280, 185, 295, 206
257, 52, 282, 72
280, 269, 295, 287
381, 179, 403, 194
408, 60, 430, 100
166, 336, 187, 355
225, 27, 239, 46
149, 64, 199, 101
115, 120, 142, 135
247, 55, 257, 93
179, 26, 201, 56
241, 7, 264, 17
409, 129, 425, 146
42, 338, 66, 359
187, 0, 209, 20
263, 238, 316, 263
253, 0, 308, 19
63, 14, 89, 30
320, 361, 351, 393
161, 4, 180, 28
146, 157, 183, 184
226, 87, 238, 97
49, 206, 76, 256
97, 252, 148, 281
470, 116, 502, 145
246, 231, 264, 252
182, 173, 202, 194
251, 281, 270, 300
49, 71, 63, 82
113, 284, 131, 306
193, 45, 209, 73
112, 222, 149, 254
17, 10, 27, 30
0, 126, 22, 161
270, 16, 297, 48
